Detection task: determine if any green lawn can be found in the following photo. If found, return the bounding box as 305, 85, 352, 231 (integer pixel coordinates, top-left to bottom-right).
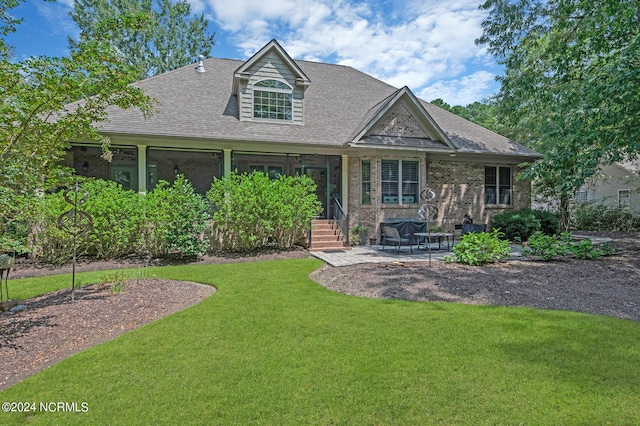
2, 258, 639, 424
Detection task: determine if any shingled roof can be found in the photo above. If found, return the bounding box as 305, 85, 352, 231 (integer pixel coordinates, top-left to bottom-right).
99, 54, 540, 159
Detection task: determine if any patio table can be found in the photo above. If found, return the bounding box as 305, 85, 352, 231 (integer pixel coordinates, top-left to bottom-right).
414, 232, 454, 251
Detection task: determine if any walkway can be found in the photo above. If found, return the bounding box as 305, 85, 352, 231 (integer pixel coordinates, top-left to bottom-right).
311, 244, 523, 267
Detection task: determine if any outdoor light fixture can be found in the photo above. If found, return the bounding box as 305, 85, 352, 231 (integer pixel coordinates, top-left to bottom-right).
82, 161, 89, 172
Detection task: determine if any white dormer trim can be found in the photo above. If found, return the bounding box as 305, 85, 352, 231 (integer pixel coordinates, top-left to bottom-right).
351, 86, 456, 152
232, 39, 311, 95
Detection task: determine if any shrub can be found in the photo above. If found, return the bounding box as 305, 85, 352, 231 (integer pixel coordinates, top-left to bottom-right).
23, 176, 210, 263
138, 176, 210, 257
451, 229, 511, 265
572, 202, 640, 231
81, 179, 143, 259
522, 231, 617, 261
207, 172, 321, 252
0, 192, 30, 255
522, 231, 572, 260
23, 180, 140, 263
157, 176, 210, 257
525, 209, 560, 236
24, 190, 82, 264
570, 239, 600, 260
490, 210, 540, 242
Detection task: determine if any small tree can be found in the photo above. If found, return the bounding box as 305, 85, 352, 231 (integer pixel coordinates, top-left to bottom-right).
1, 3, 154, 246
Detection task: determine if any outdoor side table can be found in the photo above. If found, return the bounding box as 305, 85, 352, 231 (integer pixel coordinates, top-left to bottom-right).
414, 232, 454, 250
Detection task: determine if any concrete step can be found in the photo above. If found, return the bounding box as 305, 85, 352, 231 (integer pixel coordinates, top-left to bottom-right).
309, 241, 352, 251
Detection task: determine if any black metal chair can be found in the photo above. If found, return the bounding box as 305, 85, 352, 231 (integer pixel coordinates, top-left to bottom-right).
381, 225, 413, 254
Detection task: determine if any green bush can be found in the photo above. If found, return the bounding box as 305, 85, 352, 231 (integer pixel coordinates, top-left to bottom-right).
207, 172, 321, 252
22, 176, 210, 263
570, 239, 600, 260
451, 229, 511, 265
523, 231, 617, 261
81, 179, 143, 259
490, 210, 541, 242
24, 191, 83, 264
522, 231, 573, 260
525, 209, 560, 236
23, 180, 140, 263
0, 187, 31, 254
572, 202, 640, 231
145, 175, 210, 257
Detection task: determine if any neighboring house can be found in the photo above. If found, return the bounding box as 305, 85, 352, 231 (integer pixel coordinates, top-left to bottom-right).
575, 160, 640, 213
63, 39, 541, 242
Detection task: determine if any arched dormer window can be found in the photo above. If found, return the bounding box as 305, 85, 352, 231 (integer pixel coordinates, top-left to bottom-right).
253, 79, 293, 121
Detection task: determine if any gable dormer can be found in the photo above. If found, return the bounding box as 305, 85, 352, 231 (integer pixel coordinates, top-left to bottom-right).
351, 87, 456, 152
232, 40, 310, 124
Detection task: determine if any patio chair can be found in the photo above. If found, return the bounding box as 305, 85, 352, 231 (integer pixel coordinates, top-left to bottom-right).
462, 223, 487, 234
381, 225, 413, 254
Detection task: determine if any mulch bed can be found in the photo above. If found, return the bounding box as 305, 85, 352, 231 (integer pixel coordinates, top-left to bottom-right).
0, 279, 215, 391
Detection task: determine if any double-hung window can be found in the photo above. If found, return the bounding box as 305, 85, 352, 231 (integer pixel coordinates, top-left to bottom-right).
575, 190, 588, 204
619, 189, 631, 208
485, 166, 512, 205
253, 79, 293, 121
381, 159, 419, 204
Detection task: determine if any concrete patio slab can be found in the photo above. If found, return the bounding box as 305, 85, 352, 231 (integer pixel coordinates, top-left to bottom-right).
311, 244, 523, 267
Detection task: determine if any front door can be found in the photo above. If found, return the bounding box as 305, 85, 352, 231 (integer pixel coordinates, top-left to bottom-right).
305, 167, 328, 219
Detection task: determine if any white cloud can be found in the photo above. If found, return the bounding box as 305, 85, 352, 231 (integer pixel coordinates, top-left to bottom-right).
36, 1, 78, 41
418, 71, 498, 106
204, 0, 500, 103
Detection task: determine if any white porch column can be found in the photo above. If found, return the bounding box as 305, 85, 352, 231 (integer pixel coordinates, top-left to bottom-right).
341, 154, 349, 215
223, 149, 232, 176
137, 144, 147, 193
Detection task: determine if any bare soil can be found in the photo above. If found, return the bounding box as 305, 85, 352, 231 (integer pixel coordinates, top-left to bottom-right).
1, 234, 638, 391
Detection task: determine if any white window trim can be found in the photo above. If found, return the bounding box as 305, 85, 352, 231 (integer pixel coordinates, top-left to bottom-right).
252, 79, 293, 122
380, 159, 419, 205
361, 159, 371, 205
618, 189, 631, 208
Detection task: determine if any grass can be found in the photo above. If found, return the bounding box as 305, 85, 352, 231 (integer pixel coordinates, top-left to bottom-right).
2, 258, 640, 424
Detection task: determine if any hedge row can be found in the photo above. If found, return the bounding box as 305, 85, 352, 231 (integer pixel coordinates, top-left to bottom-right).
1, 172, 321, 264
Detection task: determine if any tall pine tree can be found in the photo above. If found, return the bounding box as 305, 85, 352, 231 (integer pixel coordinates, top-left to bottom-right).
70, 0, 215, 79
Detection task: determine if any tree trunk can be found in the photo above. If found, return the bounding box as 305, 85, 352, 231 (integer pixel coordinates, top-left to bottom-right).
559, 195, 571, 232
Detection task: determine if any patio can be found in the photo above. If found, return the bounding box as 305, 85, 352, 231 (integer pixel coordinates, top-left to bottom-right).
311, 244, 524, 267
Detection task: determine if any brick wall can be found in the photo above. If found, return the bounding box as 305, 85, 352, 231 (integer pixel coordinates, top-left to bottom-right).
348, 156, 532, 240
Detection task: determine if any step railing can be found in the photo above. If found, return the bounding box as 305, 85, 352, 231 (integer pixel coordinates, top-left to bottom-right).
332, 196, 349, 245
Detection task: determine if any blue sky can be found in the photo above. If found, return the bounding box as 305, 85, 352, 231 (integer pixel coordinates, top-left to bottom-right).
6, 0, 502, 105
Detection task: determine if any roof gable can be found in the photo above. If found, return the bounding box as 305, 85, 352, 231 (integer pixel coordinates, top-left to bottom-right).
232, 39, 310, 95
350, 87, 455, 151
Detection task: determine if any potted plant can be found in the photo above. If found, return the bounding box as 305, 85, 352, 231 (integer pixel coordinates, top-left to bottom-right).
350, 225, 369, 246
